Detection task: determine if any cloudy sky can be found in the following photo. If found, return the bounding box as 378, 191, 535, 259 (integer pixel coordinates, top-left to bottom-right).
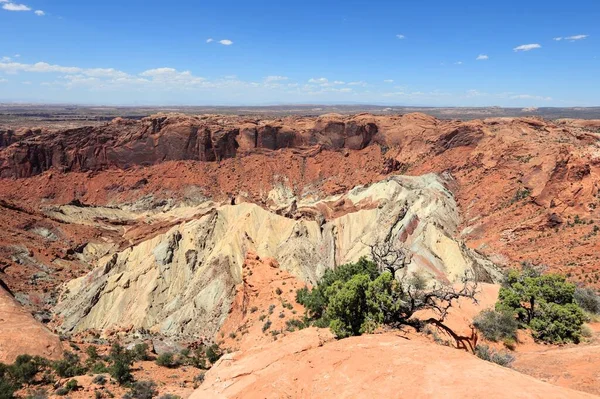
0, 0, 598, 106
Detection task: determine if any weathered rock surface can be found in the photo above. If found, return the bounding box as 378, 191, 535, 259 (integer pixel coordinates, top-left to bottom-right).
54, 174, 500, 338
0, 114, 379, 178
191, 328, 595, 399
0, 287, 63, 363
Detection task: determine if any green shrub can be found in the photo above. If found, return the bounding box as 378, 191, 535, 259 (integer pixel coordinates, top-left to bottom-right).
186, 348, 207, 369
296, 257, 378, 322
496, 267, 587, 343
108, 343, 133, 385
473, 309, 518, 342
158, 395, 182, 399
64, 379, 79, 392
86, 345, 99, 361
529, 302, 587, 344
10, 355, 49, 385
262, 320, 272, 332
126, 380, 158, 399
92, 374, 107, 385
205, 344, 222, 364
575, 287, 600, 314
285, 318, 307, 332
90, 361, 108, 374
52, 352, 86, 378
474, 345, 515, 367
55, 387, 69, 396
0, 365, 17, 399
155, 353, 180, 368
132, 343, 151, 361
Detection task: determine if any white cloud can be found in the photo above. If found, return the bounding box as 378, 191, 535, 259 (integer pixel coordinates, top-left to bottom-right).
0, 78, 7, 83
21, 81, 31, 85
554, 35, 588, 42
384, 79, 394, 83
510, 94, 552, 101
219, 39, 233, 46
514, 43, 541, 52
34, 9, 44, 16
566, 34, 588, 41
206, 38, 213, 43
476, 54, 489, 60
2, 3, 31, 11
347, 81, 367, 86
264, 75, 288, 83
1, 56, 11, 62
308, 77, 328, 84
332, 80, 345, 85
454, 61, 463, 65
0, 61, 82, 74
396, 34, 405, 39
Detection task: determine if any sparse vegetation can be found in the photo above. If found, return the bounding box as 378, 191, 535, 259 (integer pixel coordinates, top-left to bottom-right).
512, 188, 531, 203
155, 352, 181, 369
132, 343, 151, 361
52, 351, 86, 378
297, 244, 478, 341
496, 265, 587, 344
574, 287, 600, 315
92, 374, 107, 385
262, 320, 272, 332
475, 344, 515, 367
124, 380, 158, 399
107, 343, 133, 385
473, 309, 518, 342
205, 344, 223, 364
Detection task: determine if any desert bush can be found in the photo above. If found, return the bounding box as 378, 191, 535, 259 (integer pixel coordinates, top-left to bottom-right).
86, 345, 100, 361
186, 348, 207, 369
205, 344, 222, 364
90, 361, 108, 374
108, 343, 133, 385
193, 372, 205, 385
92, 374, 107, 385
158, 395, 182, 399
64, 379, 79, 392
0, 363, 17, 399
132, 343, 151, 361
262, 320, 272, 332
297, 255, 478, 339
496, 267, 587, 343
155, 352, 180, 368
285, 318, 307, 332
125, 380, 158, 399
10, 355, 49, 385
474, 345, 515, 367
574, 287, 600, 314
529, 302, 587, 344
53, 351, 86, 378
473, 309, 518, 342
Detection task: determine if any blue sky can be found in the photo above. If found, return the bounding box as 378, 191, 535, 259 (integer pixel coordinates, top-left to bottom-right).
0, 0, 598, 106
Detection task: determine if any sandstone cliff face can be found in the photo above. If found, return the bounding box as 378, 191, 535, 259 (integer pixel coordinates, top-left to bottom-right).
0, 114, 379, 178
54, 174, 500, 338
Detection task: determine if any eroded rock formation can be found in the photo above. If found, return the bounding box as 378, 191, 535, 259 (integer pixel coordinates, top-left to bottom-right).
54, 174, 500, 338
